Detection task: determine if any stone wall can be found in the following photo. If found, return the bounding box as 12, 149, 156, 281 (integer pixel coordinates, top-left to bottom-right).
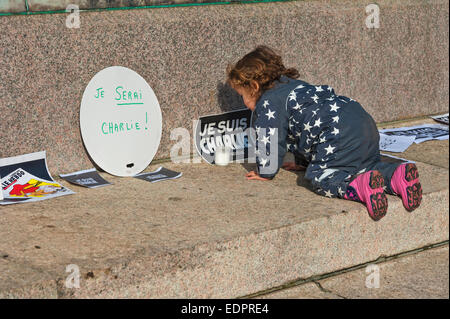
0, 0, 448, 174
1, 0, 248, 13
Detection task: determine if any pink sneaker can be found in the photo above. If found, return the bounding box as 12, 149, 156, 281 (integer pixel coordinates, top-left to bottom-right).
391, 163, 422, 212
345, 170, 388, 221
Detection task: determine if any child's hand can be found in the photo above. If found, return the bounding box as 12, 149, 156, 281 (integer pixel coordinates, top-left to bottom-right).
282, 162, 306, 171
245, 171, 270, 181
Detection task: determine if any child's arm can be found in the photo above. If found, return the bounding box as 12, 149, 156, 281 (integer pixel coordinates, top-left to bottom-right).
250, 98, 289, 180
245, 170, 271, 181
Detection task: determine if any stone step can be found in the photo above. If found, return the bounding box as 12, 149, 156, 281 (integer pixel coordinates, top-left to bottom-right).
0, 121, 448, 297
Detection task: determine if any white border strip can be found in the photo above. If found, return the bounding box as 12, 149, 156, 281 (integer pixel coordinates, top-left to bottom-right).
134, 166, 163, 177
0, 150, 46, 167
150, 172, 183, 183
59, 168, 97, 178
0, 150, 56, 181
380, 153, 416, 163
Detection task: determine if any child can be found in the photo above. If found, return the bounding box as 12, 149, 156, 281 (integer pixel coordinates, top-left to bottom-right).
227, 46, 422, 221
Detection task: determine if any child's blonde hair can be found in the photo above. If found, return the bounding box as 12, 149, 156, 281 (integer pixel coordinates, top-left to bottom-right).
227, 45, 300, 97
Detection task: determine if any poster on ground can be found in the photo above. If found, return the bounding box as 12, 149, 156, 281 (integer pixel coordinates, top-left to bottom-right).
59, 168, 112, 188
134, 167, 182, 183
431, 113, 449, 125
0, 151, 74, 205
379, 133, 416, 153
379, 124, 449, 144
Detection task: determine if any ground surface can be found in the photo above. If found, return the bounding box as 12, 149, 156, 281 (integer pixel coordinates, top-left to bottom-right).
256, 245, 449, 299
0, 118, 448, 298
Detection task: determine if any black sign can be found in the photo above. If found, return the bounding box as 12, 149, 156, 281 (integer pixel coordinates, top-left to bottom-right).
59, 168, 111, 188
134, 167, 182, 183
194, 109, 255, 164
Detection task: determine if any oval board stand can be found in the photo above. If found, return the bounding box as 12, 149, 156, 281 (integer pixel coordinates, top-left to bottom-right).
80, 66, 162, 176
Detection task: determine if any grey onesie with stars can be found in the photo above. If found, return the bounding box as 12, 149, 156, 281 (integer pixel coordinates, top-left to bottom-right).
252, 76, 400, 198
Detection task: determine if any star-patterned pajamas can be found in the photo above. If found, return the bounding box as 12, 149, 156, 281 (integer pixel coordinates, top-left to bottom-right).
253, 76, 401, 198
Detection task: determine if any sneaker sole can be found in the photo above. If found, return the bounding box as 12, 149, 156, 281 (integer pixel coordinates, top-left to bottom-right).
404, 164, 422, 212
368, 171, 388, 221
370, 170, 385, 189
405, 163, 419, 182
370, 192, 388, 221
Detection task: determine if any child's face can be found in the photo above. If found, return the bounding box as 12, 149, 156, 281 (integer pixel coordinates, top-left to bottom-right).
233, 85, 258, 111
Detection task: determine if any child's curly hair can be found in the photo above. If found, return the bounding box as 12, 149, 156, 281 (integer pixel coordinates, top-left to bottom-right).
227, 45, 300, 96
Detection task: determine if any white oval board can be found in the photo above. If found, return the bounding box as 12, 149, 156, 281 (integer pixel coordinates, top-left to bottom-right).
80, 66, 162, 176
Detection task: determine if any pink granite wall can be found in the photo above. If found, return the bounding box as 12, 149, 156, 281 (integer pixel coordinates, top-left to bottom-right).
0, 0, 448, 174
0, 0, 236, 13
